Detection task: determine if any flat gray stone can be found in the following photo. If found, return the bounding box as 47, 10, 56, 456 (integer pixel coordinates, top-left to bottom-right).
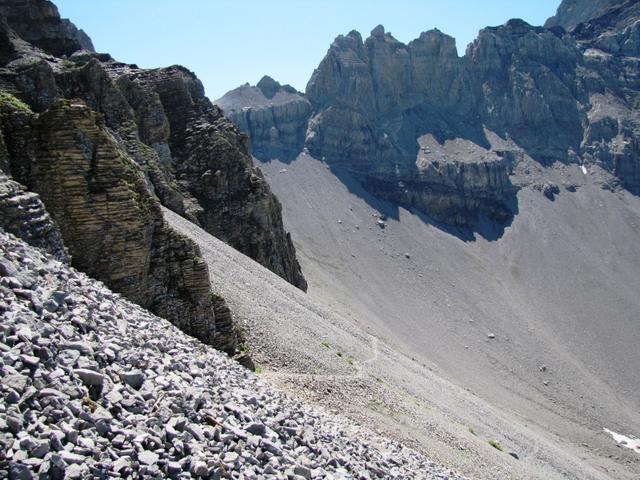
119, 370, 145, 390
60, 451, 86, 465
73, 368, 105, 387
138, 450, 159, 466
20, 354, 40, 367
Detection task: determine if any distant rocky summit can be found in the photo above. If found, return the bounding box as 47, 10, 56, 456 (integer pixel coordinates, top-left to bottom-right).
0, 0, 94, 56
218, 0, 640, 229
0, 0, 307, 358
545, 0, 623, 29
216, 76, 311, 162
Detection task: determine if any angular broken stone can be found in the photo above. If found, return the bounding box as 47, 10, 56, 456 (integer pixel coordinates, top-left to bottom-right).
191, 460, 209, 477
138, 450, 159, 466
2, 373, 28, 393
119, 370, 145, 390
73, 368, 105, 387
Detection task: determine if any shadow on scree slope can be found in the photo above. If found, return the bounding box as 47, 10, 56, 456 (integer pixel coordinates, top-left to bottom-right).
335, 166, 519, 243
254, 103, 521, 242
258, 154, 519, 243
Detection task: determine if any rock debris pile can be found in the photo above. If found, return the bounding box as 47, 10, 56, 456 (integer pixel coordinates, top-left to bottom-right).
0, 230, 462, 480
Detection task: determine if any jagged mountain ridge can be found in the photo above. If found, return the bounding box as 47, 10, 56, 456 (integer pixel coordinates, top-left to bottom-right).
0, 0, 307, 358
214, 1, 640, 478
545, 0, 624, 29
217, 76, 311, 162
217, 0, 640, 230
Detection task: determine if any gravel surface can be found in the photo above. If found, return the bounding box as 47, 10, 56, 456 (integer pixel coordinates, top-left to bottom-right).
0, 229, 463, 479
210, 152, 639, 480
164, 199, 635, 480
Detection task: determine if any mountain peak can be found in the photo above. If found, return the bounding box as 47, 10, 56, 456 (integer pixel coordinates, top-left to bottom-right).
371, 24, 386, 37
0, 0, 94, 56
257, 75, 281, 99
545, 0, 624, 29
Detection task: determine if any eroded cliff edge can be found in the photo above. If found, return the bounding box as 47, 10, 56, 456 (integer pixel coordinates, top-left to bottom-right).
218, 0, 640, 230
0, 0, 306, 292
0, 0, 307, 358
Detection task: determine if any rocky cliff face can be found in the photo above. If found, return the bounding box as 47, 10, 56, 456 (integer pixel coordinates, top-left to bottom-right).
0, 173, 67, 261
0, 0, 306, 292
130, 68, 306, 289
216, 76, 311, 162
569, 0, 640, 190
303, 26, 520, 226
545, 0, 623, 29
221, 1, 640, 228
0, 0, 94, 56
0, 0, 308, 357
0, 93, 236, 353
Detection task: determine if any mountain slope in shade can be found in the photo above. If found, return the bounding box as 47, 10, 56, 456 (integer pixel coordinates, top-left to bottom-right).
256, 153, 640, 479
167, 153, 640, 479
545, 0, 625, 29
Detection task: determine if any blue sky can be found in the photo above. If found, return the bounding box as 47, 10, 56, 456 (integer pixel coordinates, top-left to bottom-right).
56, 0, 560, 101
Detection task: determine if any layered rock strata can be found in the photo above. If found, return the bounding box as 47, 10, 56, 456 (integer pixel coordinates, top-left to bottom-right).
0, 173, 67, 261
216, 75, 312, 162
0, 0, 306, 291
0, 0, 310, 358
0, 95, 236, 352
220, 2, 640, 227
130, 68, 306, 289
0, 1, 263, 354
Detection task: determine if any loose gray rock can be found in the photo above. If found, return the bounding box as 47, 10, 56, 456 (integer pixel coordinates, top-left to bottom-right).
0, 230, 463, 480
138, 450, 159, 465
73, 368, 105, 387
119, 370, 145, 390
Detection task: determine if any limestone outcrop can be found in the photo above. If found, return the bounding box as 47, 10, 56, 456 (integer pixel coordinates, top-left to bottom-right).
220, 2, 640, 227
216, 76, 311, 162
296, 26, 520, 226
0, 0, 307, 356
0, 95, 236, 352
132, 68, 307, 289
0, 1, 306, 291
0, 173, 67, 261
